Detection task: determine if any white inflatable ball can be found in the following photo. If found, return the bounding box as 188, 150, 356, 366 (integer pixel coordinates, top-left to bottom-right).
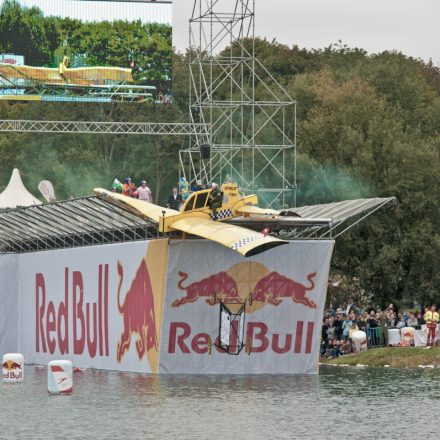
388, 328, 401, 346
401, 327, 414, 347
352, 331, 367, 352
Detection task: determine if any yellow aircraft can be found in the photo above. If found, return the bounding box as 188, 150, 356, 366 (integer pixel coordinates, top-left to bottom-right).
94, 183, 288, 257
0, 56, 133, 87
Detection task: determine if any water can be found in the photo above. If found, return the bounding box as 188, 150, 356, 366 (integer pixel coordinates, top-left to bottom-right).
1, 365, 439, 439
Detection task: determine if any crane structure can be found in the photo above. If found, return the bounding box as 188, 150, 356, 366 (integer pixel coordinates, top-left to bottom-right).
180, 0, 297, 207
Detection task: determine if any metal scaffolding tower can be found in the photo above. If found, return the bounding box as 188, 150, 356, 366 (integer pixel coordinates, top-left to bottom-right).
180, 0, 297, 207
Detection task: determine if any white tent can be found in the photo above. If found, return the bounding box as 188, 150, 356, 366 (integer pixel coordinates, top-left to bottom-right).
0, 169, 41, 209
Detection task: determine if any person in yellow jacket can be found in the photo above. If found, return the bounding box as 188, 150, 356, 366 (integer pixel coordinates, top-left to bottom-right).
424, 305, 439, 348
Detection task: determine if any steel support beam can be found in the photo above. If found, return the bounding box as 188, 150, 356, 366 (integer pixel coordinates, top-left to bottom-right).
0, 120, 209, 136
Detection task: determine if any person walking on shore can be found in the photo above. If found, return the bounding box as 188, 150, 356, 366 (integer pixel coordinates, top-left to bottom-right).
424, 305, 439, 349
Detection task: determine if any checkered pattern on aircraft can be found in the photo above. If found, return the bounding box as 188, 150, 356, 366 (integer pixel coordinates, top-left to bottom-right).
230, 235, 262, 250
212, 209, 232, 220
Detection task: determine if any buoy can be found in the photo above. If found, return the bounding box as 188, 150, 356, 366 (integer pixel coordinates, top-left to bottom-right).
401, 327, 414, 347
2, 353, 24, 383
48, 360, 73, 394
352, 331, 367, 353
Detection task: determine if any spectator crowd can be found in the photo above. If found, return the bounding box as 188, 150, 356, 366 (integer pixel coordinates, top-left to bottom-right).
321, 302, 435, 358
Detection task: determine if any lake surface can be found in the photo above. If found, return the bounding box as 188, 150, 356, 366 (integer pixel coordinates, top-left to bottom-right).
1, 365, 439, 439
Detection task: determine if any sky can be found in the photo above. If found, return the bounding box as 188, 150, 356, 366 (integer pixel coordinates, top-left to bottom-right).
172, 0, 440, 65
11, 0, 172, 24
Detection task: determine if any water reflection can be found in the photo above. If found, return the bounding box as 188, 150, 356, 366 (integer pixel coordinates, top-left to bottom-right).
1, 366, 440, 439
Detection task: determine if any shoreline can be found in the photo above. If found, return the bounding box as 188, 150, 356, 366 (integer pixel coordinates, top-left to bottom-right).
320, 347, 440, 368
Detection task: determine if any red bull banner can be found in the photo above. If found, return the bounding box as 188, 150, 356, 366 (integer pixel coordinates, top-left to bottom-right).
2, 238, 333, 374
18, 240, 168, 373
159, 240, 334, 374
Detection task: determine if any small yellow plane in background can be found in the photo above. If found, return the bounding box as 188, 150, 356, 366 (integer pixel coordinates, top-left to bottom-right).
94, 183, 288, 257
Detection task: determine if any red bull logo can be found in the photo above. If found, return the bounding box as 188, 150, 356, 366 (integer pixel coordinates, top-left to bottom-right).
168, 262, 319, 355
2, 360, 22, 380
173, 261, 317, 312
115, 240, 168, 373
2, 360, 21, 371
173, 271, 238, 307
116, 259, 157, 362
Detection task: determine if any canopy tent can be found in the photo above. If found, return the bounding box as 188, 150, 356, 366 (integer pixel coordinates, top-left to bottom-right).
0, 168, 41, 209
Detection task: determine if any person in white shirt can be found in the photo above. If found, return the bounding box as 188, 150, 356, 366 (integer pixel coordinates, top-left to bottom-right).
137, 180, 152, 203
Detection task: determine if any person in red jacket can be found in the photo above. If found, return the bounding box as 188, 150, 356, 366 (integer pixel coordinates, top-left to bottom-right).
122, 177, 137, 197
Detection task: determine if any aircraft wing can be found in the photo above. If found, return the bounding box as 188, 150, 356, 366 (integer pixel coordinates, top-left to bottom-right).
235, 205, 303, 218
169, 217, 288, 257
235, 205, 281, 216
93, 188, 178, 223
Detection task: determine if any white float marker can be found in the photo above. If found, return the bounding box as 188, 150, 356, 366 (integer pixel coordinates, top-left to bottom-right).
2, 353, 24, 383
352, 331, 368, 353
48, 360, 73, 394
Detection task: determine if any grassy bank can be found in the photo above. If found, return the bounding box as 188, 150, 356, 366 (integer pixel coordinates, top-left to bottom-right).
321, 347, 440, 368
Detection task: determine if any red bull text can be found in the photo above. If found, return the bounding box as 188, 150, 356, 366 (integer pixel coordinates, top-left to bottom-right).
168, 321, 315, 354
2, 360, 23, 380
35, 265, 109, 357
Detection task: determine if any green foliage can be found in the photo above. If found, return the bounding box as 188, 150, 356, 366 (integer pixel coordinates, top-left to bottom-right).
0, 0, 171, 81
1, 32, 440, 307
0, 0, 59, 66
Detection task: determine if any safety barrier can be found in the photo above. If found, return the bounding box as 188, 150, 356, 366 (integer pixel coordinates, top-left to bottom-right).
365, 325, 439, 348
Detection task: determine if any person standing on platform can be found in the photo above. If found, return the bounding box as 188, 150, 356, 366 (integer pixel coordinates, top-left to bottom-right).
167, 187, 182, 210
137, 180, 153, 203
192, 180, 204, 192
122, 178, 137, 197
424, 305, 439, 349
209, 182, 223, 219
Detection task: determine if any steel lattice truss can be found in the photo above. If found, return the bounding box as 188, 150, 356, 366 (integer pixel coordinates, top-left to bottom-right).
0, 119, 209, 136
180, 0, 297, 208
